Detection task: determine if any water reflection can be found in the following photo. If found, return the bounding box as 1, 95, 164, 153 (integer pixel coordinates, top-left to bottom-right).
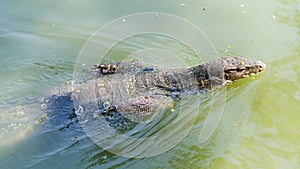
1, 0, 300, 169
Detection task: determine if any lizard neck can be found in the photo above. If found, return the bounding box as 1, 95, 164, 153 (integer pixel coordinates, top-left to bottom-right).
188, 65, 212, 90
188, 62, 227, 90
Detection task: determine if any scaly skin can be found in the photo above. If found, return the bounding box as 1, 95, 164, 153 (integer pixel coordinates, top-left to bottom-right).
72, 56, 266, 118
2, 56, 266, 144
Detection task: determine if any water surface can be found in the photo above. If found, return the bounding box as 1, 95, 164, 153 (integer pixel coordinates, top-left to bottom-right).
0, 0, 300, 168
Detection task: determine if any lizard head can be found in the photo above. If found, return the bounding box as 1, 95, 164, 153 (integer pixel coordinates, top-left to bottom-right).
220, 56, 266, 82
189, 56, 266, 89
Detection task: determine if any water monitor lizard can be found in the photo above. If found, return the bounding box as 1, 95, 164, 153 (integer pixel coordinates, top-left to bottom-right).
43, 56, 265, 132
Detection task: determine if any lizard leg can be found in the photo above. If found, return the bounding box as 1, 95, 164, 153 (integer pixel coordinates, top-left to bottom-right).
99, 95, 175, 131
116, 95, 175, 120
99, 107, 138, 133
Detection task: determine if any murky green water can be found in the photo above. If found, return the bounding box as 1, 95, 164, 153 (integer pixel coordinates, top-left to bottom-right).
0, 0, 300, 168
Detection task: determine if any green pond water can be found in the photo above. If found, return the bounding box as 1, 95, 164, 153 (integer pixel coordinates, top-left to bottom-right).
0, 0, 300, 168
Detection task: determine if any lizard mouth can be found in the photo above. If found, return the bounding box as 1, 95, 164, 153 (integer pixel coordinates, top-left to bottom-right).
224, 61, 266, 81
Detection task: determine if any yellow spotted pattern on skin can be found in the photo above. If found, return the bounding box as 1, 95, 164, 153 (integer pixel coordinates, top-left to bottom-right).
98, 88, 106, 94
